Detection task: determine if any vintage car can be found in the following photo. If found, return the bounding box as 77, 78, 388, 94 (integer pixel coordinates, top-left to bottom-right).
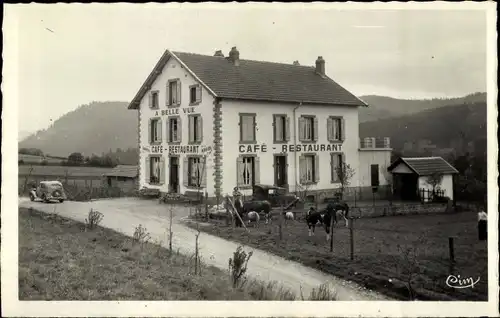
30, 181, 67, 203
250, 184, 302, 209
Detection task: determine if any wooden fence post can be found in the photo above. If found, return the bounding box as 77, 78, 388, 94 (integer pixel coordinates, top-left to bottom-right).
225, 196, 230, 226
448, 237, 455, 271
349, 218, 354, 260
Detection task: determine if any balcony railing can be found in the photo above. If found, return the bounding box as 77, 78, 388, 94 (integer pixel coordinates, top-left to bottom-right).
359, 137, 391, 149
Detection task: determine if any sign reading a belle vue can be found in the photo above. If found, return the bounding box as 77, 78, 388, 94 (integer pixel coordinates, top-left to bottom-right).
154, 107, 197, 116
238, 143, 343, 153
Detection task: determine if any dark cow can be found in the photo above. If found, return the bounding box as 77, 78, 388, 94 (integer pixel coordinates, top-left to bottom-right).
327, 201, 350, 227
242, 200, 272, 224
305, 207, 324, 236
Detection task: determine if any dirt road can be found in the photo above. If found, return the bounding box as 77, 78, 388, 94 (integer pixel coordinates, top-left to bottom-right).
19, 197, 391, 300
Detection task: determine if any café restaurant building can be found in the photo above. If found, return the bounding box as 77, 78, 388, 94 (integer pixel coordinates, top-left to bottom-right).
127, 47, 392, 200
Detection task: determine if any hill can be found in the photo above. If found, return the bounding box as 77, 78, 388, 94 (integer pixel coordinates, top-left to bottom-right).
19, 101, 138, 157
359, 92, 486, 122
359, 101, 487, 154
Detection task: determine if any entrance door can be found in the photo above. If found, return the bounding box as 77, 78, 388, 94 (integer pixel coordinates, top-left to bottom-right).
400, 174, 418, 200
169, 157, 179, 193
274, 155, 287, 187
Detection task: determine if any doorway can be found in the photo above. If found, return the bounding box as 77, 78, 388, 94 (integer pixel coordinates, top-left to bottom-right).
274, 155, 288, 187
169, 156, 179, 193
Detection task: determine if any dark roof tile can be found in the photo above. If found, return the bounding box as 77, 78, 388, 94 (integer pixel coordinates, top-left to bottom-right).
389, 157, 459, 176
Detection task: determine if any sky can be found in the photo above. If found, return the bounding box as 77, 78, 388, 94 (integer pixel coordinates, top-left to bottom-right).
5, 3, 489, 134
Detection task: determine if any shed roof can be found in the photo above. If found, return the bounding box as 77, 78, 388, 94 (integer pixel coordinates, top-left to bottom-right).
104, 165, 138, 178
128, 49, 367, 109
388, 157, 459, 176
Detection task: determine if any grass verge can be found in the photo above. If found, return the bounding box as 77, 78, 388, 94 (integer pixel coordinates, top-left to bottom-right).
18, 207, 336, 300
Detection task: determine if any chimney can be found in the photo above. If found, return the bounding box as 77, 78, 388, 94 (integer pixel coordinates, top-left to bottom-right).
228, 46, 240, 66
293, 60, 300, 66
214, 50, 224, 57
315, 56, 325, 76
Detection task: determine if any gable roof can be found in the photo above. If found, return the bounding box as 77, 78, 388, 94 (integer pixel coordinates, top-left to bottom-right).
128, 49, 368, 109
104, 165, 138, 178
388, 157, 459, 176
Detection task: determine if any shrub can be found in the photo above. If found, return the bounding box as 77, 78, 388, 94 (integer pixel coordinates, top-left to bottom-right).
133, 224, 151, 245
309, 282, 337, 300
228, 246, 253, 288
85, 209, 103, 230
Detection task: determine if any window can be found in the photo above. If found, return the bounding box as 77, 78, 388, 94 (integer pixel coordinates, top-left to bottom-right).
300, 154, 319, 184
189, 85, 202, 105
273, 115, 289, 142
168, 117, 181, 143
188, 115, 203, 143
149, 91, 159, 109
237, 156, 260, 187
327, 117, 343, 141
239, 114, 256, 143
148, 156, 162, 184
167, 79, 181, 106
330, 153, 343, 183
188, 157, 202, 187
149, 118, 162, 144
371, 164, 380, 187
299, 116, 317, 142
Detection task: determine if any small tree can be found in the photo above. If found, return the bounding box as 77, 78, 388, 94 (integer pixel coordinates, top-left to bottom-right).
335, 162, 355, 200
426, 172, 443, 193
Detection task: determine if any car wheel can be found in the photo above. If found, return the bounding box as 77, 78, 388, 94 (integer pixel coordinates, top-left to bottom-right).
59, 199, 64, 203
29, 193, 35, 202
41, 194, 48, 203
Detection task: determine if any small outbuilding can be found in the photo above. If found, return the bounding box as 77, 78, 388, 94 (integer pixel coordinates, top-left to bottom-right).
103, 165, 139, 193
387, 156, 459, 201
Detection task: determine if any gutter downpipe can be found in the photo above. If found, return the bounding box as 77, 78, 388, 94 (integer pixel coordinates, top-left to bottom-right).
293, 101, 303, 193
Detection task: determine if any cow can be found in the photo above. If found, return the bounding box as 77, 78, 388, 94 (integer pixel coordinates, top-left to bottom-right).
305, 207, 324, 236
284, 211, 294, 220
328, 201, 350, 228
247, 211, 261, 227
242, 200, 272, 224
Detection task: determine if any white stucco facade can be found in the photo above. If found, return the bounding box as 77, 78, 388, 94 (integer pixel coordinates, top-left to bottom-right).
132, 50, 392, 199
418, 174, 454, 200
137, 57, 216, 196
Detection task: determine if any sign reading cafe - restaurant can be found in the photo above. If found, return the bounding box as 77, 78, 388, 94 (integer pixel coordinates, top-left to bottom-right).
239, 143, 343, 153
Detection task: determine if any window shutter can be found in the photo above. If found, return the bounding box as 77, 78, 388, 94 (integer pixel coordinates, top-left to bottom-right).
183, 157, 189, 187
148, 93, 153, 108
285, 116, 290, 142
236, 157, 244, 187
327, 117, 333, 142
188, 116, 194, 143
166, 82, 170, 106
145, 157, 151, 183
272, 115, 276, 142
252, 116, 257, 142
148, 119, 152, 144
176, 80, 182, 106
298, 117, 305, 142
299, 155, 306, 184
314, 155, 320, 183
254, 157, 260, 185
201, 157, 207, 188
340, 153, 346, 181
197, 116, 203, 142
159, 156, 165, 185
196, 85, 202, 103
165, 118, 170, 143
157, 119, 162, 143
340, 118, 345, 142
313, 117, 319, 142
177, 118, 182, 143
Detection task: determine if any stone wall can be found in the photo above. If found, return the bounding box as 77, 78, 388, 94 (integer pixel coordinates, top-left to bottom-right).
349, 202, 452, 219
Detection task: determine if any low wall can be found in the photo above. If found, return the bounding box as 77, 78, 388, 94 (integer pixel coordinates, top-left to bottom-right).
350, 202, 451, 219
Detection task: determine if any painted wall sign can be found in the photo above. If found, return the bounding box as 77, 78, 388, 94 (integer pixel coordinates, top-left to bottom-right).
155, 107, 197, 117
238, 143, 343, 153
151, 145, 163, 153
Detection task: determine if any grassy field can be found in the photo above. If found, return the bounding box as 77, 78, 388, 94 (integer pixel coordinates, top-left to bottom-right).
18, 207, 336, 301
189, 210, 488, 301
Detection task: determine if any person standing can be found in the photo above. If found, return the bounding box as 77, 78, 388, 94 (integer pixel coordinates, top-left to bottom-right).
477, 207, 488, 241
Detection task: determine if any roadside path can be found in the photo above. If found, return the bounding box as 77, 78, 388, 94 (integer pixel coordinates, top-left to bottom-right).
19, 197, 391, 300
